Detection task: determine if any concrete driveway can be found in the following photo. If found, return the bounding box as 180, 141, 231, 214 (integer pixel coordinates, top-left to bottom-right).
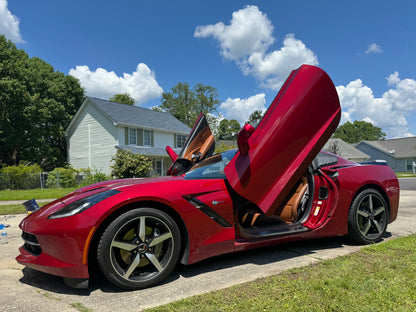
1, 185, 415, 312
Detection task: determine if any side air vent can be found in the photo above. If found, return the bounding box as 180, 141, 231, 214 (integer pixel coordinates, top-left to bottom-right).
185, 197, 232, 228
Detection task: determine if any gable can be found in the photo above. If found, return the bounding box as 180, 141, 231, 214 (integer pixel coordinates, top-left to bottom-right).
88, 97, 190, 134
66, 97, 191, 137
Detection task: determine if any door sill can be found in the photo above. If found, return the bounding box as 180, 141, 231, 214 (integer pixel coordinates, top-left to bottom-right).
237, 223, 309, 240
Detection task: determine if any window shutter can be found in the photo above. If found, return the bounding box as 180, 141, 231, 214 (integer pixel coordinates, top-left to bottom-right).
174, 134, 177, 148
151, 130, 154, 147
125, 128, 129, 145
138, 129, 143, 146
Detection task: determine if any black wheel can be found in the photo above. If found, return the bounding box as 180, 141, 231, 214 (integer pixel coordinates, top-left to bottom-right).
97, 208, 181, 289
348, 189, 389, 244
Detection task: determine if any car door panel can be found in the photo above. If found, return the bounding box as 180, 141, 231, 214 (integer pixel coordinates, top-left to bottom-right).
225, 65, 341, 215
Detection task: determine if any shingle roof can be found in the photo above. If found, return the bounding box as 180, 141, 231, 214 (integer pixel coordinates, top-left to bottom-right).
88, 97, 190, 134
323, 138, 369, 159
358, 137, 416, 158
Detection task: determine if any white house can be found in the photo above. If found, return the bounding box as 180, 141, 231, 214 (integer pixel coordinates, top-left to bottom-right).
66, 97, 190, 175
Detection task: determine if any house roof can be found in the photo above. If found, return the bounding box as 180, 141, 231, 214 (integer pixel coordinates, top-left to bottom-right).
357, 137, 416, 158
76, 97, 190, 134
323, 138, 369, 159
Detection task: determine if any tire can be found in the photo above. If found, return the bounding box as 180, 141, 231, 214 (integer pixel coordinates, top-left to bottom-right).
97, 208, 181, 289
348, 189, 389, 244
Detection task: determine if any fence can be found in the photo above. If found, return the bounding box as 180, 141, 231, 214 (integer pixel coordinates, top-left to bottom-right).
0, 172, 87, 190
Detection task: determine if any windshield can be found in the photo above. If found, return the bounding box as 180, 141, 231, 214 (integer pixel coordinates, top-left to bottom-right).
184, 149, 237, 180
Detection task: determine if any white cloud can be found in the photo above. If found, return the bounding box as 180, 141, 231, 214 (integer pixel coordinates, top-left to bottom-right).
0, 0, 24, 43
365, 43, 382, 54
336, 72, 416, 138
194, 5, 274, 60
220, 93, 266, 125
245, 34, 319, 89
69, 63, 163, 105
195, 5, 318, 90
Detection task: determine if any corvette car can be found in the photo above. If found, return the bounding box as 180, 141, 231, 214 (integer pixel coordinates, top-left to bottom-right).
16, 65, 399, 290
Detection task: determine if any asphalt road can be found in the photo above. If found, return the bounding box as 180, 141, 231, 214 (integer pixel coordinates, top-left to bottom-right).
0, 189, 415, 312
399, 177, 416, 191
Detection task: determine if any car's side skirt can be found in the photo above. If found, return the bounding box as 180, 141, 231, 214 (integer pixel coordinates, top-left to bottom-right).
237, 223, 309, 240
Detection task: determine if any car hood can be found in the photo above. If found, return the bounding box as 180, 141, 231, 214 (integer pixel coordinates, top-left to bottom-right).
66, 176, 183, 198
30, 177, 184, 219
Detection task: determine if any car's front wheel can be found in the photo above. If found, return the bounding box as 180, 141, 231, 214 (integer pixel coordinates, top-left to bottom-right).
97, 208, 181, 289
348, 189, 389, 244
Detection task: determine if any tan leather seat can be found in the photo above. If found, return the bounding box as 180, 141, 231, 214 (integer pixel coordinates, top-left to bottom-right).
183, 126, 214, 162
280, 176, 308, 223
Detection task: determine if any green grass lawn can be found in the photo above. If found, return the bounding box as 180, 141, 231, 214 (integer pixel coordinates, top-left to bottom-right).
396, 172, 416, 178
147, 235, 416, 312
0, 202, 49, 215
0, 188, 76, 201
0, 188, 76, 215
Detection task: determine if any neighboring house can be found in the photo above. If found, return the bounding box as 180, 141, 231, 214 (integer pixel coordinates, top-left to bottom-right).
66, 97, 190, 175
323, 138, 369, 162
355, 137, 416, 172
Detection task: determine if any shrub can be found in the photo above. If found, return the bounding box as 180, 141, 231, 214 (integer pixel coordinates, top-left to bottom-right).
0, 164, 42, 190
110, 149, 153, 178
79, 168, 111, 186
46, 167, 78, 188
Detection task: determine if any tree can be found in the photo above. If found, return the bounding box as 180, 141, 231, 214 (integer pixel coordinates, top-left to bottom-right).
217, 119, 241, 140
333, 121, 386, 143
158, 82, 220, 127
109, 93, 135, 105
326, 140, 340, 155
214, 141, 237, 153
0, 35, 85, 170
152, 106, 163, 112
247, 110, 264, 126
110, 149, 153, 178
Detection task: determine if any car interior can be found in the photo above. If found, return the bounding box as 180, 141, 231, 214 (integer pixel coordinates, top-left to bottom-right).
236, 170, 313, 225
234, 150, 340, 239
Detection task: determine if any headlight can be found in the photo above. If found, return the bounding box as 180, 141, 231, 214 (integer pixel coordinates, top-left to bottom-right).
48, 189, 121, 219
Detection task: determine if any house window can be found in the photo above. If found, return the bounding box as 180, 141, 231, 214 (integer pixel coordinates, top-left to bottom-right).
406, 158, 416, 171
129, 128, 137, 145
154, 160, 162, 176
125, 127, 152, 147
144, 130, 151, 146
176, 134, 187, 148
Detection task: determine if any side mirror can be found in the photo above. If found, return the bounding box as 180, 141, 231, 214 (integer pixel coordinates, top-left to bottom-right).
237, 124, 255, 156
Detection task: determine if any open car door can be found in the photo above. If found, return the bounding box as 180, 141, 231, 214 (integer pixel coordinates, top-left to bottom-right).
167, 113, 215, 175
224, 65, 341, 215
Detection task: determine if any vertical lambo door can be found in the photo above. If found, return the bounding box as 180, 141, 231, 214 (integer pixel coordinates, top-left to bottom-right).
224, 65, 341, 219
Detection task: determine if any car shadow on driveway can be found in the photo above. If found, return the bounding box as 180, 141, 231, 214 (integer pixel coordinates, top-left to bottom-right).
177, 235, 359, 278
18, 233, 385, 295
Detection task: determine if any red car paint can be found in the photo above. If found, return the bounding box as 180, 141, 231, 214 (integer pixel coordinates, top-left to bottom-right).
16, 65, 399, 289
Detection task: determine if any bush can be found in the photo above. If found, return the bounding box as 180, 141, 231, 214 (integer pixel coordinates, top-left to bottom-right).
111, 149, 153, 178
46, 167, 78, 188
0, 164, 42, 190
79, 168, 111, 186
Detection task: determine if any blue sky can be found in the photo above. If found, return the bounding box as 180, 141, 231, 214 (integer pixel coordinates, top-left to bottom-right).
2, 0, 416, 138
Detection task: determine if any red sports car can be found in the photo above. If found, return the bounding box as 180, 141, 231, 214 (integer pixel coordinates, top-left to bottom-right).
16, 65, 399, 290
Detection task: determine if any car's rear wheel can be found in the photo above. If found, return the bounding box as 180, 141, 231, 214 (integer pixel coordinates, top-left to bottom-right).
348, 189, 388, 244
97, 208, 181, 289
